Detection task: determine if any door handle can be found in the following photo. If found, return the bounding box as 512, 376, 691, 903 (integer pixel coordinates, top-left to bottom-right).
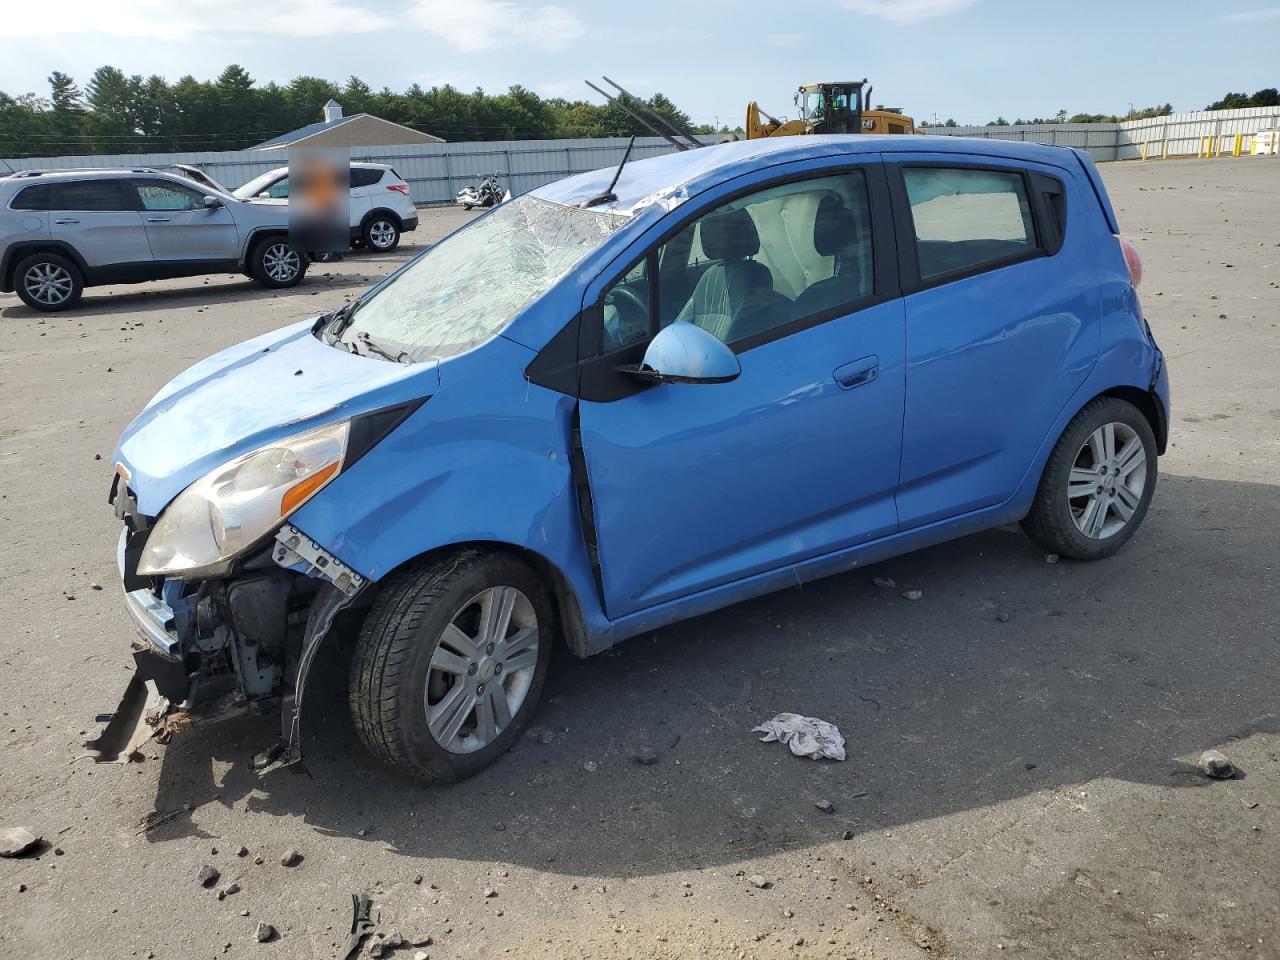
833, 355, 879, 390
147, 217, 172, 223
53, 218, 79, 224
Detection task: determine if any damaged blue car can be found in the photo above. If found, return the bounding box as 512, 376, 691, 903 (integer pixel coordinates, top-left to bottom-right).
103, 135, 1168, 782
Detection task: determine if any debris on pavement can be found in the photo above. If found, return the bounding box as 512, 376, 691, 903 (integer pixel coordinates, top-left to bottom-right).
1199, 749, 1237, 779
218, 882, 241, 900
253, 921, 276, 943
0, 827, 40, 858
747, 874, 770, 889
343, 893, 375, 960
630, 747, 659, 766
815, 799, 835, 813
872, 576, 896, 589
280, 848, 302, 867
901, 589, 923, 601
197, 865, 221, 888
753, 713, 846, 761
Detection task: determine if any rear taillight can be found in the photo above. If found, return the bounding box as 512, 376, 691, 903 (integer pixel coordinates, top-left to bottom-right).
1118, 235, 1143, 288
386, 183, 411, 195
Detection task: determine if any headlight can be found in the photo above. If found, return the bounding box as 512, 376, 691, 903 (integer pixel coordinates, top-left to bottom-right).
138, 420, 349, 577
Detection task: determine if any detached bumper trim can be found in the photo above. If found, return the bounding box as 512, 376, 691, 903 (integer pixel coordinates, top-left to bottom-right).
124, 587, 181, 658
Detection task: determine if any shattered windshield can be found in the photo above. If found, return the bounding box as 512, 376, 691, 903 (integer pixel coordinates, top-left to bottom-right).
334, 194, 627, 362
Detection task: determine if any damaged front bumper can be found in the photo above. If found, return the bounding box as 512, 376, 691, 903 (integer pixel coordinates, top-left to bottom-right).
89, 523, 364, 765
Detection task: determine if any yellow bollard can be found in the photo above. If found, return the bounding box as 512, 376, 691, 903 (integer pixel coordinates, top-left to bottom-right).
1142, 141, 1149, 161
1162, 139, 1169, 160
1234, 133, 1243, 157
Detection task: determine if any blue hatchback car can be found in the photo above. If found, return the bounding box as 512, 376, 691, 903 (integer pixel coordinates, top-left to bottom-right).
106, 135, 1168, 782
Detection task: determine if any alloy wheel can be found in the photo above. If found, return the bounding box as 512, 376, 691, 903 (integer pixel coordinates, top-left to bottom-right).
23, 262, 73, 306
1067, 421, 1146, 539
263, 243, 300, 282
424, 585, 539, 754
368, 220, 396, 248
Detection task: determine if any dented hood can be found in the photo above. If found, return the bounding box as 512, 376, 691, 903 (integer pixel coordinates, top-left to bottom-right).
115, 318, 438, 516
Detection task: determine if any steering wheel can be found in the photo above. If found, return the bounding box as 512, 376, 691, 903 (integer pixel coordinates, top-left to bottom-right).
603, 285, 649, 348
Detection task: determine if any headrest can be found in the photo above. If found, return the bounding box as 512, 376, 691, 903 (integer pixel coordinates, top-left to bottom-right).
813, 193, 856, 257
700, 207, 760, 260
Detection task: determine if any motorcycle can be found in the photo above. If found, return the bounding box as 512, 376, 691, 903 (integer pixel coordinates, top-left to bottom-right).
455, 173, 509, 210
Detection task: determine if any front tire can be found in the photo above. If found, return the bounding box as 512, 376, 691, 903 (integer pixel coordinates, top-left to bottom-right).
1022, 396, 1158, 560
362, 216, 400, 252
14, 252, 83, 312
350, 550, 552, 783
248, 238, 307, 288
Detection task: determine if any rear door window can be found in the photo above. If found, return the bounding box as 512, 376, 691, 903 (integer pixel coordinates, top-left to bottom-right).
53, 179, 132, 211
350, 168, 384, 188
902, 167, 1036, 281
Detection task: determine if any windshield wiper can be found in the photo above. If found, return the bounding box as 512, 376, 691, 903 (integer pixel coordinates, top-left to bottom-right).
354, 331, 409, 364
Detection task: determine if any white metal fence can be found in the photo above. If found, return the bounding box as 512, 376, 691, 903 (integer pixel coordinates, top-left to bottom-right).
924, 106, 1280, 161
5, 107, 1278, 206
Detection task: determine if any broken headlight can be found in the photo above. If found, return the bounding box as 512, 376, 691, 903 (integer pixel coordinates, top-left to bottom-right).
137, 421, 349, 577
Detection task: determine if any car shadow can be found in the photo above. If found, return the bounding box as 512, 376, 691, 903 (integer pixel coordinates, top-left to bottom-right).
141, 472, 1280, 879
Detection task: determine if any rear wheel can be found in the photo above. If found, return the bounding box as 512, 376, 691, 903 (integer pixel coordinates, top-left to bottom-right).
362, 215, 400, 252
248, 238, 306, 288
1022, 396, 1158, 559
350, 550, 552, 783
14, 252, 83, 312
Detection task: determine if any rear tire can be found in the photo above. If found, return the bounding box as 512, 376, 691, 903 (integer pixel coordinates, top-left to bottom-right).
362, 215, 400, 252
248, 237, 307, 288
349, 549, 552, 784
1021, 396, 1158, 560
14, 252, 83, 312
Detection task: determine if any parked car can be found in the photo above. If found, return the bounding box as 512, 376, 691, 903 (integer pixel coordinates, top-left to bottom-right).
103, 136, 1168, 784
0, 167, 307, 312
176, 162, 419, 252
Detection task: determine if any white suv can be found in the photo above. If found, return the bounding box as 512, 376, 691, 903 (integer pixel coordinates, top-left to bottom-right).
177, 162, 419, 252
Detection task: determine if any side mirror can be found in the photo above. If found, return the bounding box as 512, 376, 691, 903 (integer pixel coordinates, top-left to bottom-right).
203, 195, 224, 209
257, 191, 271, 199
624, 322, 740, 385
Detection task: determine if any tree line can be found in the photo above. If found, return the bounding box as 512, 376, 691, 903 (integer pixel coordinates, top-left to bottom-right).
0, 65, 719, 158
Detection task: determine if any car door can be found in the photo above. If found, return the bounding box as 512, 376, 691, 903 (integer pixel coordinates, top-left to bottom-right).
576, 161, 905, 619
47, 179, 152, 278
887, 155, 1100, 530
348, 167, 376, 228
130, 177, 239, 267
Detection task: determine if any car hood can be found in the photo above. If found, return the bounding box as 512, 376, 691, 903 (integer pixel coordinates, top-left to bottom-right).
115, 318, 439, 516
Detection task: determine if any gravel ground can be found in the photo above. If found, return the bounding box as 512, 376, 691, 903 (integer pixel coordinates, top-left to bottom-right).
1, 158, 1278, 960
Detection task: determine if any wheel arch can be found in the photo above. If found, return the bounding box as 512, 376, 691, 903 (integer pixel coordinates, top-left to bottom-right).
362, 207, 404, 231
1099, 385, 1167, 455
240, 227, 290, 268
2, 241, 90, 291
359, 540, 591, 658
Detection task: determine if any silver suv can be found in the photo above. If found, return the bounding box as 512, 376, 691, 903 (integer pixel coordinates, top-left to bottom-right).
0, 167, 309, 312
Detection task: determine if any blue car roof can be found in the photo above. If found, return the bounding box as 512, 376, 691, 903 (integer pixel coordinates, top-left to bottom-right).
532, 135, 1079, 213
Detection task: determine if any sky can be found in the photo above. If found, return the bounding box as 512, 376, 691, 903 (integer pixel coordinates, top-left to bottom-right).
3, 0, 1279, 128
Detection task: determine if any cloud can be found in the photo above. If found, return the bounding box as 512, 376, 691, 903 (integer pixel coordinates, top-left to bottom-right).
841, 0, 977, 24
5, 0, 394, 38
1222, 6, 1280, 21
405, 0, 585, 51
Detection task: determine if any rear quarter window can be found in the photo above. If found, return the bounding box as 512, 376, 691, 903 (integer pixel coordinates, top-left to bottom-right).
903, 167, 1037, 282
11, 183, 55, 210
54, 179, 131, 211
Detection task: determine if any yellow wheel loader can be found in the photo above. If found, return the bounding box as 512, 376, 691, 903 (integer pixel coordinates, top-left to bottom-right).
746, 80, 915, 139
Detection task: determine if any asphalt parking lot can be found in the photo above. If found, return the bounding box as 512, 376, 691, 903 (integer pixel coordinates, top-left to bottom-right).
2, 158, 1278, 960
